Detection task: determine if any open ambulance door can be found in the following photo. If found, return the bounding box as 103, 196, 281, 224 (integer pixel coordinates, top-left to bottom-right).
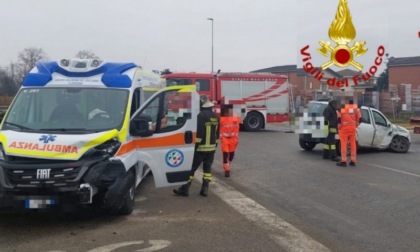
128, 85, 199, 188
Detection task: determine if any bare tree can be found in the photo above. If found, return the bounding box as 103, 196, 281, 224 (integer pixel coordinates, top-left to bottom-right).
15, 47, 49, 85
75, 50, 100, 60
0, 67, 18, 96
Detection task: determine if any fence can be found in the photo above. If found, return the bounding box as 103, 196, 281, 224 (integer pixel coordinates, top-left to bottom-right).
383, 111, 412, 122
0, 96, 13, 106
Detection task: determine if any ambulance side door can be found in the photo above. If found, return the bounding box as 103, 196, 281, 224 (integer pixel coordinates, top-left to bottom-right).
130, 86, 199, 187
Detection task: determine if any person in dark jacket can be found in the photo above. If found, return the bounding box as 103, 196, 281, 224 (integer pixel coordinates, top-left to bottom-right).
173, 95, 220, 197
322, 99, 340, 161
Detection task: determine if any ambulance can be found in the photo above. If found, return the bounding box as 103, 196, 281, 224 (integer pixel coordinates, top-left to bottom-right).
0, 59, 199, 214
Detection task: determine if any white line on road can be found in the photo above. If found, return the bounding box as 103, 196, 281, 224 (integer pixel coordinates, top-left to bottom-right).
368, 163, 420, 178
195, 170, 330, 252
87, 241, 144, 252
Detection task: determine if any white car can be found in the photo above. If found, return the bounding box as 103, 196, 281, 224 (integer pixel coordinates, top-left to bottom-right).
298, 100, 411, 153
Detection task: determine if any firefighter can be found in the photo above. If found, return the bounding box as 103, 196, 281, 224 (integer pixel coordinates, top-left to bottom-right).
336, 100, 361, 167
173, 95, 219, 197
219, 104, 240, 177
322, 99, 340, 161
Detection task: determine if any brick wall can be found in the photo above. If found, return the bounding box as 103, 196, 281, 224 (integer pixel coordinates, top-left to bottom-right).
389, 66, 420, 85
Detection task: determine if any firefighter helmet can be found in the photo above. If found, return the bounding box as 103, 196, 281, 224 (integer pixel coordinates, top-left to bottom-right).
200, 95, 214, 108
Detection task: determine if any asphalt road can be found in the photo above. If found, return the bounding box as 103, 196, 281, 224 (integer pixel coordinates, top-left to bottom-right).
0, 124, 419, 252
228, 124, 420, 252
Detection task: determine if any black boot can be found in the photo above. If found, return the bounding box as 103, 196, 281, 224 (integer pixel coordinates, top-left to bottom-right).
173, 182, 191, 196
336, 161, 347, 167
200, 181, 209, 197
322, 149, 330, 159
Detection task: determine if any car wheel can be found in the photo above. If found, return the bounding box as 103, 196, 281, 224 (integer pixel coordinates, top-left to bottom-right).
390, 136, 410, 153
299, 138, 316, 151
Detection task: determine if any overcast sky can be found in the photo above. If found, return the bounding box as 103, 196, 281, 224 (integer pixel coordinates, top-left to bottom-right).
0, 0, 419, 74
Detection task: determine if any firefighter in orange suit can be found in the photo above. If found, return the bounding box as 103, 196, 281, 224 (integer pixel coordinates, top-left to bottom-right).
220, 105, 240, 177
336, 100, 361, 167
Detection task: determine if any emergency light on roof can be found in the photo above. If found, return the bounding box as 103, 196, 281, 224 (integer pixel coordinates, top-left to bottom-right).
91, 60, 101, 67
60, 59, 103, 69
23, 61, 138, 88
60, 59, 70, 67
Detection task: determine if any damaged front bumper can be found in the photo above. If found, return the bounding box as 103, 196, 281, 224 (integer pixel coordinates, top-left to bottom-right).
0, 156, 129, 211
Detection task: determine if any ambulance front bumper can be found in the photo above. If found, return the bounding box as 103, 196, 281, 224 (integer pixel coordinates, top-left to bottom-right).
0, 157, 127, 210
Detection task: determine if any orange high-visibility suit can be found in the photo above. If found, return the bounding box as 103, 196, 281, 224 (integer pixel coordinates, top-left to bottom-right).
338, 104, 361, 164
220, 116, 240, 174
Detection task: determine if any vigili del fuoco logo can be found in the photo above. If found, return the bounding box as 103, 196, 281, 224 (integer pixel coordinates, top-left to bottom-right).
300, 0, 385, 88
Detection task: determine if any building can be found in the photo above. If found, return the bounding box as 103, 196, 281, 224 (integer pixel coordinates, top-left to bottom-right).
252, 65, 378, 108
336, 69, 379, 108
388, 56, 420, 113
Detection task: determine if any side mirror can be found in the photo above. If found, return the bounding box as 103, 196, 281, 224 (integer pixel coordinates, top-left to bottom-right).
129, 114, 154, 137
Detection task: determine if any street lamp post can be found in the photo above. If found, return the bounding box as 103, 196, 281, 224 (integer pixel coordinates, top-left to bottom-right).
207, 18, 214, 73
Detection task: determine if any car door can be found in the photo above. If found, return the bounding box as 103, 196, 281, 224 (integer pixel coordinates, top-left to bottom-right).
357, 108, 375, 147
371, 109, 392, 148
130, 85, 199, 188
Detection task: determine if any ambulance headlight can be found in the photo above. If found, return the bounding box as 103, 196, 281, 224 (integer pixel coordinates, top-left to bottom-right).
94, 139, 121, 156
0, 145, 6, 161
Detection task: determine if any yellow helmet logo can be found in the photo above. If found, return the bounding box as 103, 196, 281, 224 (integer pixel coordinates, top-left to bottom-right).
317, 0, 368, 70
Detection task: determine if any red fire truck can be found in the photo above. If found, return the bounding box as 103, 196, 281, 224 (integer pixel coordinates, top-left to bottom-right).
164, 72, 289, 131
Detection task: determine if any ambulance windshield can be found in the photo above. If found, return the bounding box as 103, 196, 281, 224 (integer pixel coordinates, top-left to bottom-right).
2, 88, 128, 133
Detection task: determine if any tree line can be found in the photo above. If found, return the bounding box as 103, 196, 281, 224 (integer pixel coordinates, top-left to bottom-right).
0, 47, 389, 98
0, 48, 100, 96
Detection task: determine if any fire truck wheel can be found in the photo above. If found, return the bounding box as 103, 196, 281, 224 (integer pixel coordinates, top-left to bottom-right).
243, 112, 263, 131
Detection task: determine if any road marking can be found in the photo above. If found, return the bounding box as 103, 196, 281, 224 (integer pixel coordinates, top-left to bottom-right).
135, 196, 148, 202
136, 240, 171, 252
368, 163, 420, 178
195, 170, 330, 252
86, 240, 171, 252
87, 241, 144, 252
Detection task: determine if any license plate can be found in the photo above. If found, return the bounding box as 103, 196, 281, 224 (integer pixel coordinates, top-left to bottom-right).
25, 198, 56, 209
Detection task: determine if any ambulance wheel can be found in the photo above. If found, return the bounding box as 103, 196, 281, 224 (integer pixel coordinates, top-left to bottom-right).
390, 136, 410, 153
117, 171, 136, 215
299, 139, 316, 151
243, 112, 263, 131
